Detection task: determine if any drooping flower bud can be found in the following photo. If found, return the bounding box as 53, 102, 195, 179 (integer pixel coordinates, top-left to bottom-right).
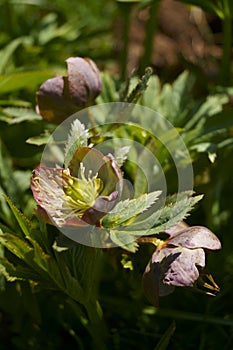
36, 57, 102, 124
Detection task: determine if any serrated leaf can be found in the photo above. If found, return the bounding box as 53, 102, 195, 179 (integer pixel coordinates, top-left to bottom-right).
64, 119, 89, 167
0, 233, 33, 261
102, 191, 161, 228
4, 195, 31, 237
0, 107, 41, 124
114, 146, 130, 167
119, 192, 203, 234
110, 230, 139, 252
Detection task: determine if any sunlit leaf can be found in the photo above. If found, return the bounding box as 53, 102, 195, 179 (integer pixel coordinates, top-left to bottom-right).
0, 70, 59, 94
102, 191, 161, 228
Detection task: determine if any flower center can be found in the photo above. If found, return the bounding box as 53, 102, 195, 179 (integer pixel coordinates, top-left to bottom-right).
62, 163, 103, 217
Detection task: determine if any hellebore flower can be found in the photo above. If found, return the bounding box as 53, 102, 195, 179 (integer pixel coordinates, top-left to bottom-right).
142, 223, 221, 306
31, 146, 123, 227
36, 57, 102, 124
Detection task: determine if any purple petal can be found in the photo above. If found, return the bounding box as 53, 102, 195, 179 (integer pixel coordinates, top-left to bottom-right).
153, 247, 205, 288
167, 226, 221, 250
36, 76, 78, 123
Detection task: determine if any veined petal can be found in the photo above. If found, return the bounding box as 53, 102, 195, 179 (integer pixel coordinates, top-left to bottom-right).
31, 167, 70, 226
166, 225, 221, 250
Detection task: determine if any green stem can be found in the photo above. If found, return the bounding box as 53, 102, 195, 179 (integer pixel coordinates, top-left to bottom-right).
219, 1, 232, 86
85, 299, 108, 350
118, 2, 133, 80
139, 0, 160, 75
68, 295, 108, 349
69, 247, 108, 349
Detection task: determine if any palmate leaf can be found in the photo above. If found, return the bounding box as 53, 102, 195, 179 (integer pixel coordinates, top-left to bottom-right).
1, 198, 85, 303
122, 192, 203, 233
107, 193, 202, 252
0, 232, 85, 303
102, 190, 162, 228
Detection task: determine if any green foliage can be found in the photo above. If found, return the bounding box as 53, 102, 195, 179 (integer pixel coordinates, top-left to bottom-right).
102, 191, 161, 228
0, 0, 233, 348
64, 120, 89, 168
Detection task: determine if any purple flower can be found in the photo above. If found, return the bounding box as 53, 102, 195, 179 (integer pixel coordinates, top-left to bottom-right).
36, 57, 102, 123
31, 147, 123, 227
142, 223, 221, 305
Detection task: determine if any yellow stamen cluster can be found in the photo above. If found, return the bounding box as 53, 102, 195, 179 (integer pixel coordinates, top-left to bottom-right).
62, 163, 103, 218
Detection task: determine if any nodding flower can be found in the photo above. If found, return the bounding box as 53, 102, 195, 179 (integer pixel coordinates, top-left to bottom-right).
142, 223, 221, 306
36, 57, 102, 123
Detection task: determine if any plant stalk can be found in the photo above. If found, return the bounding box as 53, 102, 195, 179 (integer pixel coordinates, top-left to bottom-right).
139, 0, 160, 75
219, 1, 232, 85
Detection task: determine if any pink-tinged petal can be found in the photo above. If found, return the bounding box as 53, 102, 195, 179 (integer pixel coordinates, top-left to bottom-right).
167, 226, 221, 250
31, 167, 86, 227
66, 57, 102, 106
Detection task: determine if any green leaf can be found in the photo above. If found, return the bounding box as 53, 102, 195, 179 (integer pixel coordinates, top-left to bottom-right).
0, 257, 41, 282
0, 69, 59, 94
110, 230, 139, 252
186, 95, 228, 131
154, 321, 176, 350
0, 36, 30, 74
64, 119, 89, 168
0, 230, 85, 303
102, 191, 161, 228
0, 107, 41, 124
114, 146, 130, 167
0, 233, 33, 261
4, 195, 31, 237
120, 192, 203, 233
176, 0, 224, 18
26, 130, 52, 146
96, 72, 119, 103
139, 70, 195, 126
